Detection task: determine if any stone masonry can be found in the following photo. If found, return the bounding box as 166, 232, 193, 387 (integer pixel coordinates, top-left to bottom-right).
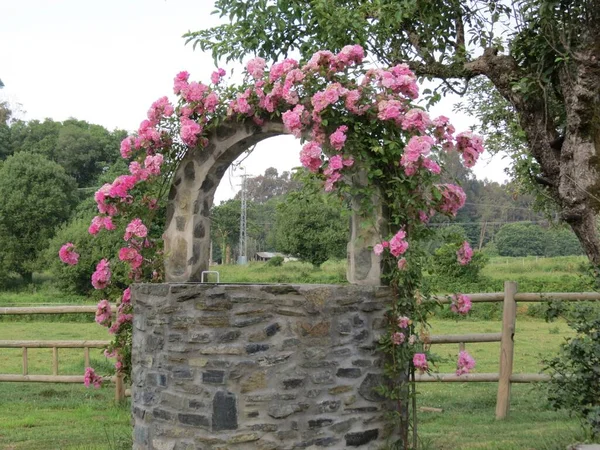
132, 283, 397, 449
162, 118, 384, 286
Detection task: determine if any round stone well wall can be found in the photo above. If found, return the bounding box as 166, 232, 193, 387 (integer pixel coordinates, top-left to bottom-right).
131, 283, 396, 449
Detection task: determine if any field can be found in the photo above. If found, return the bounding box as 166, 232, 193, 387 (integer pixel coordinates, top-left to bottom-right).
0, 256, 596, 449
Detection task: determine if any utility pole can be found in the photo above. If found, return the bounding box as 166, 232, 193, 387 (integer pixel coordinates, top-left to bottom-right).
237, 168, 252, 265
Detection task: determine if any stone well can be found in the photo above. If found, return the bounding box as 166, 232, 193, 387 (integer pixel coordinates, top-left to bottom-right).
131, 283, 396, 449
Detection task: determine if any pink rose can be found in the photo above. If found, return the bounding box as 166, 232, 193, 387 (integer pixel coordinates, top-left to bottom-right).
59, 243, 79, 265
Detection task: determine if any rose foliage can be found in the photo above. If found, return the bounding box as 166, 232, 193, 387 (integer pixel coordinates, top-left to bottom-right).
59, 44, 481, 443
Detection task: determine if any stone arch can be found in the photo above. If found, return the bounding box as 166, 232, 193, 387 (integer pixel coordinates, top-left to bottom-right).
164, 118, 384, 284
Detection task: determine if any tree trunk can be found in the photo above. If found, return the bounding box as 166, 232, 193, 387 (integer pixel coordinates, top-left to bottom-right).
21, 271, 33, 284
566, 207, 600, 265
467, 48, 600, 266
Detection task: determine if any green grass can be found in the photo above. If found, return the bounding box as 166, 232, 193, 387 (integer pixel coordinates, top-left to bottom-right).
0, 257, 596, 448
418, 317, 586, 449
484, 255, 587, 280
211, 259, 348, 284
0, 319, 592, 449
0, 322, 130, 450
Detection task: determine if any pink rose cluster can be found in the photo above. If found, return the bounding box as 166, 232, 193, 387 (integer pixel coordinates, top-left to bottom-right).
109, 312, 133, 335
400, 135, 440, 176
119, 246, 143, 272
88, 215, 115, 235
373, 230, 408, 269
389, 229, 409, 257
397, 316, 411, 329
455, 131, 484, 168
457, 241, 473, 265
93, 154, 163, 219
300, 141, 323, 173
373, 230, 410, 270
211, 68, 226, 85
451, 294, 472, 315
246, 57, 267, 80
437, 183, 467, 216
84, 367, 103, 389
391, 332, 405, 345
303, 44, 365, 73
91, 259, 111, 290
95, 299, 112, 327
432, 115, 456, 150
456, 350, 476, 376
323, 153, 354, 192
370, 63, 419, 100
121, 287, 131, 304
58, 243, 79, 265
282, 105, 308, 138
413, 353, 429, 373
129, 154, 164, 182
124, 218, 148, 241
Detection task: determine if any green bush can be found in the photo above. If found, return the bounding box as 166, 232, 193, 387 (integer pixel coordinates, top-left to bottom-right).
266, 255, 284, 267
544, 304, 600, 437
428, 243, 489, 290
44, 215, 128, 296
495, 223, 583, 257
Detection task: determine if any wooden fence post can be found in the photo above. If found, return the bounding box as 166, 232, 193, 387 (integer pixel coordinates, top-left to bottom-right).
496, 281, 517, 419
22, 347, 28, 375
52, 347, 58, 376
115, 373, 125, 402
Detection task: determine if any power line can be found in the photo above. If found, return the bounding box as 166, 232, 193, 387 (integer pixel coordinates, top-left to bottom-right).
427, 220, 549, 227
463, 201, 538, 212
237, 169, 253, 265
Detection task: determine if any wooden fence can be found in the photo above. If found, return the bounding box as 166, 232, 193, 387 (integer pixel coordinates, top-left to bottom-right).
0, 303, 125, 401
418, 281, 600, 419
1, 283, 599, 417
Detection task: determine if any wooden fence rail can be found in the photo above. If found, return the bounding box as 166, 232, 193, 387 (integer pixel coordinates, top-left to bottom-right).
0, 303, 125, 400
424, 281, 600, 419
1, 286, 599, 416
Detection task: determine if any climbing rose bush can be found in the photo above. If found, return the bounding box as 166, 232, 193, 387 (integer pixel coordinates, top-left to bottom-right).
58, 45, 480, 436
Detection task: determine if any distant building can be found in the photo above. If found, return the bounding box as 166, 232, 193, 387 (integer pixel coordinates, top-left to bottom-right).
253, 252, 298, 262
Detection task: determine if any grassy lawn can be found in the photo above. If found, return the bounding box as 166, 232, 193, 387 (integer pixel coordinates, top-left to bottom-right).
0, 322, 130, 450
212, 259, 348, 284
0, 257, 595, 449
0, 318, 589, 449
417, 317, 584, 449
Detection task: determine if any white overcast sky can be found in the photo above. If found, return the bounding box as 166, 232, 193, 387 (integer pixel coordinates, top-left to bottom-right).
0, 0, 509, 203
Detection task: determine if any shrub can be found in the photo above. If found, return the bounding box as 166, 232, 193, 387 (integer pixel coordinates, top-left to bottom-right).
44, 215, 128, 295
544, 304, 600, 437
429, 243, 489, 287
266, 255, 284, 267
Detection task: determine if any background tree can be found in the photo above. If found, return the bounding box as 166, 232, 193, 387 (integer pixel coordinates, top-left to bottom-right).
275, 172, 349, 267
236, 166, 299, 203
495, 222, 583, 257
187, 0, 600, 265
210, 199, 243, 263
8, 118, 125, 187
0, 152, 77, 282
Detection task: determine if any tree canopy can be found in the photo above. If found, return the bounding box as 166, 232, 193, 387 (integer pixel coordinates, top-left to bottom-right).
0, 152, 78, 281
187, 0, 600, 265
8, 118, 126, 187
